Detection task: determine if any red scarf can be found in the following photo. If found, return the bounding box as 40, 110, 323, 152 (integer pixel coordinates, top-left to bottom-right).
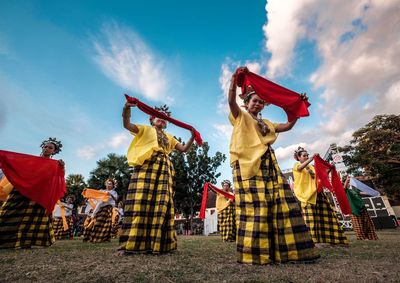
200, 182, 235, 219
313, 155, 351, 215
235, 69, 310, 122
124, 94, 203, 146
0, 150, 66, 215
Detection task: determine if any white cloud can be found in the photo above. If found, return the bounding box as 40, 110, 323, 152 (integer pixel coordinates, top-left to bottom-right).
93, 22, 171, 102
261, 0, 400, 169
212, 123, 232, 141
263, 0, 309, 78
275, 143, 307, 161
108, 132, 130, 148
76, 131, 131, 160
76, 146, 97, 159
217, 60, 262, 114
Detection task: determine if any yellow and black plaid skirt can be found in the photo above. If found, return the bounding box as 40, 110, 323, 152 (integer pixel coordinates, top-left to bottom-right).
112, 214, 121, 239
302, 192, 349, 245
83, 205, 113, 243
53, 216, 73, 240
218, 203, 236, 242
119, 152, 177, 254
233, 147, 320, 264
0, 190, 55, 249
351, 209, 378, 240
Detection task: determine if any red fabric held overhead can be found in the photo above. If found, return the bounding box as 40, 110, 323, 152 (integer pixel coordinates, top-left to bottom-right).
124, 94, 203, 146
313, 155, 351, 215
235, 69, 310, 122
0, 150, 66, 215
199, 182, 235, 219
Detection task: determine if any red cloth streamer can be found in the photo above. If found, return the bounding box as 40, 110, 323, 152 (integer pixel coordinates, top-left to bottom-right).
0, 150, 66, 215
200, 182, 235, 219
124, 94, 203, 146
235, 69, 310, 122
313, 155, 351, 215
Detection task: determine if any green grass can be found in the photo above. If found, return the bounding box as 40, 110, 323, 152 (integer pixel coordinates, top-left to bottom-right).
1, 231, 400, 282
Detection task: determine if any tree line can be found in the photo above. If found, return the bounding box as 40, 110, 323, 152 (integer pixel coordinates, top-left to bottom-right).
65, 141, 226, 220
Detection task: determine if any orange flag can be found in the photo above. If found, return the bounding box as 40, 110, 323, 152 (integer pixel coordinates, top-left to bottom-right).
0, 176, 14, 201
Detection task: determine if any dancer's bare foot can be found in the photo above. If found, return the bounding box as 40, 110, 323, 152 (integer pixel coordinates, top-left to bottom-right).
115, 250, 126, 256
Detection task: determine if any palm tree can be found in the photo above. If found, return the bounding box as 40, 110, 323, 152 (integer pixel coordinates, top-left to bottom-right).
66, 174, 87, 206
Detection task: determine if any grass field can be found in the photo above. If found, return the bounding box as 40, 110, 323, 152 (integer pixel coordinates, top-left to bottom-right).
1, 230, 400, 282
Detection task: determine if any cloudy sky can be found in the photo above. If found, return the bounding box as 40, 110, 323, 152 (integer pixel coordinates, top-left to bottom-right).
0, 0, 399, 184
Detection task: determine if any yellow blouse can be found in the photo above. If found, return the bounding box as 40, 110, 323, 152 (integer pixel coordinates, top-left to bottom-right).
229, 109, 278, 180
216, 193, 234, 212
127, 125, 178, 166
292, 162, 317, 207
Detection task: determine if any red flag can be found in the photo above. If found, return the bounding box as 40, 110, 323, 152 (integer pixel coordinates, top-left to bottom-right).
199, 182, 235, 219
0, 150, 66, 215
124, 94, 203, 146
313, 155, 351, 215
235, 69, 310, 122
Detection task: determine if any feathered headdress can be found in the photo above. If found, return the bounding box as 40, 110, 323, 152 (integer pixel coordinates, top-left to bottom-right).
294, 146, 307, 161
40, 137, 63, 155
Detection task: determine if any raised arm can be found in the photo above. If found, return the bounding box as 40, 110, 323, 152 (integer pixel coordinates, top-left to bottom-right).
297, 153, 318, 171
175, 129, 195, 153
275, 118, 298, 133
122, 102, 139, 134
228, 71, 242, 119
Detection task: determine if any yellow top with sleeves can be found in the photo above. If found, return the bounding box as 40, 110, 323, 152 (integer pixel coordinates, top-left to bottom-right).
126, 125, 178, 166
229, 109, 278, 180
216, 193, 234, 212
292, 162, 317, 207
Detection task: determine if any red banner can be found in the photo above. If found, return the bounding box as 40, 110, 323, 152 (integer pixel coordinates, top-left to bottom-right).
235, 69, 310, 122
199, 182, 235, 219
0, 150, 66, 214
314, 155, 351, 215
125, 94, 203, 146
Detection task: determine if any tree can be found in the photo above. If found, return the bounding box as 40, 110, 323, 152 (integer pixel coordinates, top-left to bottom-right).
65, 174, 87, 206
171, 141, 226, 228
339, 114, 400, 200
87, 153, 132, 201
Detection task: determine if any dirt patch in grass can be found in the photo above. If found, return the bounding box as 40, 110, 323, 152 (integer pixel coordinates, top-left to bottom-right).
1, 231, 400, 282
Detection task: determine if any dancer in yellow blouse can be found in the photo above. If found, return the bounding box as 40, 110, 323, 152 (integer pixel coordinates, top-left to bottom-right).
118, 102, 195, 255
228, 67, 319, 264
216, 180, 236, 242
293, 147, 348, 245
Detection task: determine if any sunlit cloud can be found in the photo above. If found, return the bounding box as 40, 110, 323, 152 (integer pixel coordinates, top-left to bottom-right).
93, 22, 172, 102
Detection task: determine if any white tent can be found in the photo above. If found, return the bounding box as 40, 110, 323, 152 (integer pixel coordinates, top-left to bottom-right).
350, 177, 380, 197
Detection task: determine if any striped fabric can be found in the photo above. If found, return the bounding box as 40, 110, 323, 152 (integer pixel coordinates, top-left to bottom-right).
112, 214, 121, 239
218, 202, 236, 242
52, 216, 73, 240
233, 148, 319, 264
83, 205, 113, 243
0, 190, 55, 249
351, 209, 378, 240
119, 152, 177, 254
302, 192, 349, 245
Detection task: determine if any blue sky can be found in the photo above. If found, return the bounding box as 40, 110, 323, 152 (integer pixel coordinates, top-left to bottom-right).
1, 1, 399, 185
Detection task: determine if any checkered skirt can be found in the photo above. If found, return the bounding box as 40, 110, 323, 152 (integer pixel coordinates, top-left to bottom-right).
53, 216, 73, 240
351, 209, 378, 240
119, 151, 177, 254
302, 192, 349, 245
82, 205, 113, 243
218, 202, 236, 242
0, 190, 55, 249
233, 147, 320, 264
112, 214, 121, 239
